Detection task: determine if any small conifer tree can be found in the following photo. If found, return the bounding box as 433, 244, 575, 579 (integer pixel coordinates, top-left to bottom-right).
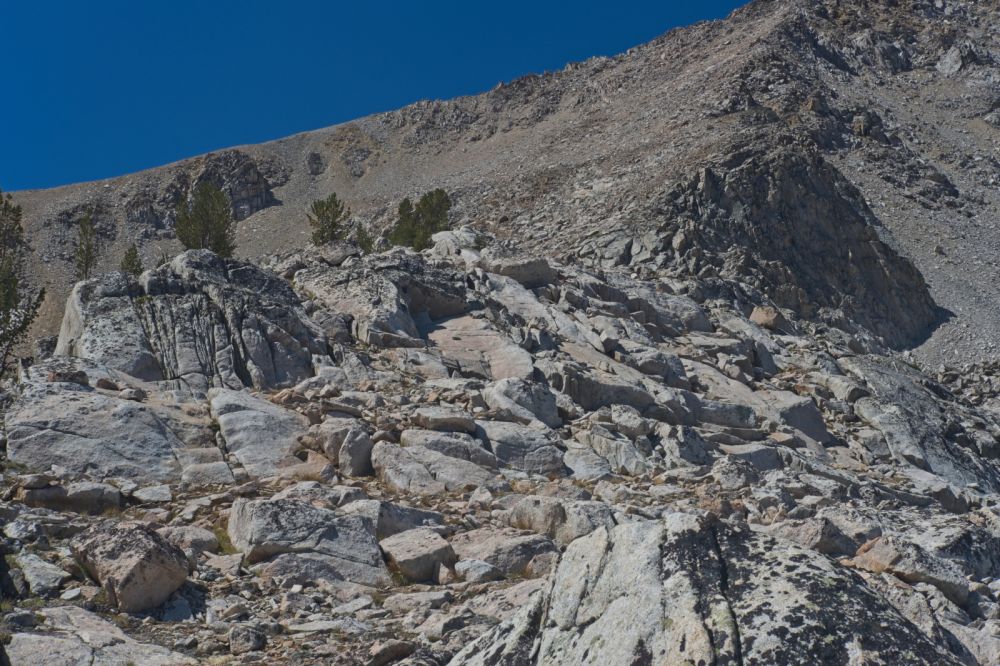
354, 223, 375, 254
388, 189, 451, 251
308, 193, 350, 245
175, 182, 236, 257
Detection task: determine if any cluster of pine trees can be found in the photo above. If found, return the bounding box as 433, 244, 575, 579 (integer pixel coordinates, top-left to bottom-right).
66, 181, 237, 285
306, 188, 451, 253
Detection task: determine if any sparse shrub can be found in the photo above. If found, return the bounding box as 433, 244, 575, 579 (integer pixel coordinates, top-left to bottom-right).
174, 182, 236, 257
388, 189, 451, 251
308, 193, 350, 245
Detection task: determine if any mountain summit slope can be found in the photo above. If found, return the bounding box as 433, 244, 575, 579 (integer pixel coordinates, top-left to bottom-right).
13, 0, 999, 364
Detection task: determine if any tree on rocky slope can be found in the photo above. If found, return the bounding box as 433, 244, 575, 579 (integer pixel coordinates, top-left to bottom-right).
120, 243, 143, 277
74, 209, 98, 280
175, 182, 236, 257
0, 187, 44, 374
308, 193, 350, 245
388, 189, 451, 251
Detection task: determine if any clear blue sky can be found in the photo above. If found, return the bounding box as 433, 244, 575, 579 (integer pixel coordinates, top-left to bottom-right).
2, 1, 747, 191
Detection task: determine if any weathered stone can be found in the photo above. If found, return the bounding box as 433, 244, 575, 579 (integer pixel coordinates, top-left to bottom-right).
229, 625, 267, 654
478, 250, 557, 288
4, 606, 195, 664
449, 527, 558, 578
55, 250, 327, 391
156, 525, 220, 558
413, 406, 476, 433
338, 499, 446, 540
379, 528, 457, 583
6, 359, 203, 483
372, 441, 496, 495
455, 559, 504, 583
13, 554, 72, 597
483, 378, 562, 429
71, 521, 189, 612
476, 420, 565, 476
847, 536, 970, 606
508, 495, 616, 545
399, 429, 498, 468
339, 427, 374, 477
452, 514, 961, 665
227, 498, 389, 587
18, 481, 121, 514
209, 388, 309, 478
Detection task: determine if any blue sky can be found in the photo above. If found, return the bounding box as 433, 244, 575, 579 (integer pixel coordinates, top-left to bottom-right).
1, 1, 747, 191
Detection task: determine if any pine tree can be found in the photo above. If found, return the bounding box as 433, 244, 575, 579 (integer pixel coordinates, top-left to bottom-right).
0, 187, 44, 375
120, 243, 143, 277
175, 182, 236, 257
75, 210, 98, 280
308, 193, 351, 245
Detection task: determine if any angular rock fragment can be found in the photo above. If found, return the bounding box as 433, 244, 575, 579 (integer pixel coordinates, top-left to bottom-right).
379, 527, 456, 582
227, 498, 389, 587
71, 521, 189, 612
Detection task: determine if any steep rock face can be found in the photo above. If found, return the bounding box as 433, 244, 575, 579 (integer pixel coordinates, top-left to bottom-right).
845, 355, 1000, 493
55, 250, 328, 392
453, 513, 961, 666
656, 148, 938, 347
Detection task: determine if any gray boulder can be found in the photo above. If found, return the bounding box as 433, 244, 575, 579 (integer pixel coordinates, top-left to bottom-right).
483, 378, 562, 429
209, 388, 309, 478
371, 442, 496, 495
452, 514, 961, 665
338, 499, 445, 540
475, 421, 565, 476
71, 521, 189, 612
6, 359, 198, 483
227, 498, 389, 587
379, 528, 457, 583
4, 606, 195, 665
55, 250, 327, 391
400, 429, 498, 468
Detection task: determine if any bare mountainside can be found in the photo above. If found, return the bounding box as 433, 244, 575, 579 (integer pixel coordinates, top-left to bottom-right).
13, 0, 1000, 364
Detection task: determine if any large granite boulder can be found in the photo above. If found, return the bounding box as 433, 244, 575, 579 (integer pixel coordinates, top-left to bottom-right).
55, 250, 328, 392
452, 513, 961, 665
5, 357, 212, 482
71, 522, 190, 612
228, 498, 389, 587
209, 388, 309, 478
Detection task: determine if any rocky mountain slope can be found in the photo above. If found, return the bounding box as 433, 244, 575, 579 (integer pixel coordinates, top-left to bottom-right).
11, 0, 1000, 366
2, 0, 1000, 665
